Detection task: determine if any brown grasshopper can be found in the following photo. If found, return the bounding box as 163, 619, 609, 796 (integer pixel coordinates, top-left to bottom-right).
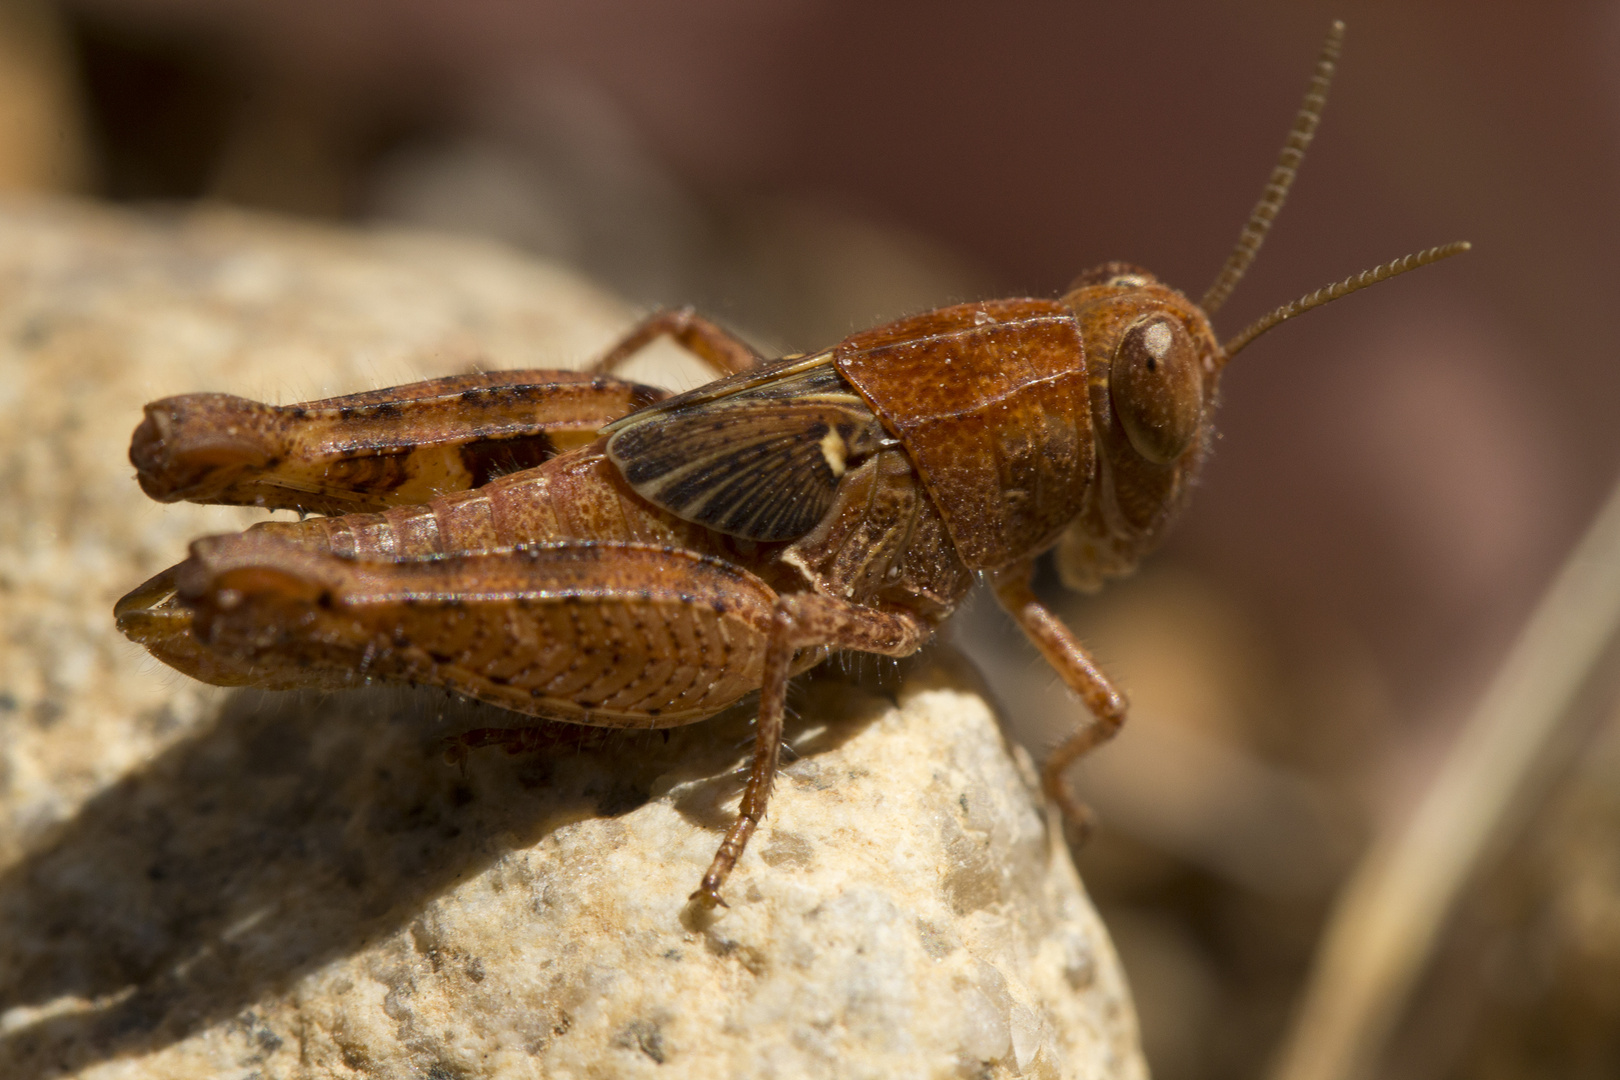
115, 22, 1465, 906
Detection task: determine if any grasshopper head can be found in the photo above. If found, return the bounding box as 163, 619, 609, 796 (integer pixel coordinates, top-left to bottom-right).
1052, 242, 1469, 593
1054, 266, 1224, 591
1046, 21, 1467, 592
1064, 264, 1223, 469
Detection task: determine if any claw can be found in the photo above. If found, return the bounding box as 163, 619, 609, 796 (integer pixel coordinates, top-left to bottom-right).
1060, 802, 1098, 848
688, 884, 729, 909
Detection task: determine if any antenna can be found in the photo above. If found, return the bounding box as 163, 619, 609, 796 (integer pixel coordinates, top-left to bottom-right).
1199, 20, 1345, 316
1220, 242, 1471, 360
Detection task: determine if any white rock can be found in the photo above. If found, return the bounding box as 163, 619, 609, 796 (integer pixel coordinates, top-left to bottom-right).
0, 198, 1145, 1079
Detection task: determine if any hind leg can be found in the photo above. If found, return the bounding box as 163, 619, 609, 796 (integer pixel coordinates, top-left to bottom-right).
131, 370, 664, 514
692, 593, 930, 907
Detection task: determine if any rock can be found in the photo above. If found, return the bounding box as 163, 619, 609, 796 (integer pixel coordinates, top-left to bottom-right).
0, 198, 1146, 1079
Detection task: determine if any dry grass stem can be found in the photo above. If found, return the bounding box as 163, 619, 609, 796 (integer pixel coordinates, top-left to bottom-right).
1269, 469, 1620, 1080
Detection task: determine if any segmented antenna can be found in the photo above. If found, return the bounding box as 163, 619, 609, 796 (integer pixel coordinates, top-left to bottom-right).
1199, 20, 1345, 316
1220, 241, 1471, 359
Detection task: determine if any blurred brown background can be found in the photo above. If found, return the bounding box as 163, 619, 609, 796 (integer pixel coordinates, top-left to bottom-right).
4, 1, 1618, 1078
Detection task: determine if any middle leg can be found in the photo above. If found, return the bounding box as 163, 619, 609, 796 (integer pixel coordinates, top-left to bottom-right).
589, 307, 766, 378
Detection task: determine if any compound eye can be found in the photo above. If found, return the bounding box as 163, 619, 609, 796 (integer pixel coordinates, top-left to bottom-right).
1111, 316, 1204, 465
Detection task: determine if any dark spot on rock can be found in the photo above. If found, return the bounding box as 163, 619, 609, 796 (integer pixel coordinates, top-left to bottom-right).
617, 1019, 667, 1064
32, 699, 63, 727
914, 918, 958, 960
254, 1025, 284, 1055
17, 315, 51, 347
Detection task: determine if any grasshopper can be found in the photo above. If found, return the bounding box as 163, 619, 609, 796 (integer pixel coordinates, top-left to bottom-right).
116, 22, 1465, 906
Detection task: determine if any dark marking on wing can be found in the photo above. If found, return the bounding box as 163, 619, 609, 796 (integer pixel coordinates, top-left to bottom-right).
607, 360, 889, 542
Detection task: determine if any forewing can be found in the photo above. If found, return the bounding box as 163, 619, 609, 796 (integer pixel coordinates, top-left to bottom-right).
607, 361, 887, 542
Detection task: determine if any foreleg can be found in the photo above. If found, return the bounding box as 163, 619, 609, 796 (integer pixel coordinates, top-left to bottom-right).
990, 562, 1128, 840
693, 593, 931, 906
131, 370, 665, 514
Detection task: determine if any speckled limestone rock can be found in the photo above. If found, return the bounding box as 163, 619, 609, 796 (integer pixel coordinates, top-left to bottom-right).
0, 198, 1146, 1079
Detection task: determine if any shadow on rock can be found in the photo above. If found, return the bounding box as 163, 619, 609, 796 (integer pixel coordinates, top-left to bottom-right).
0, 679, 811, 1079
